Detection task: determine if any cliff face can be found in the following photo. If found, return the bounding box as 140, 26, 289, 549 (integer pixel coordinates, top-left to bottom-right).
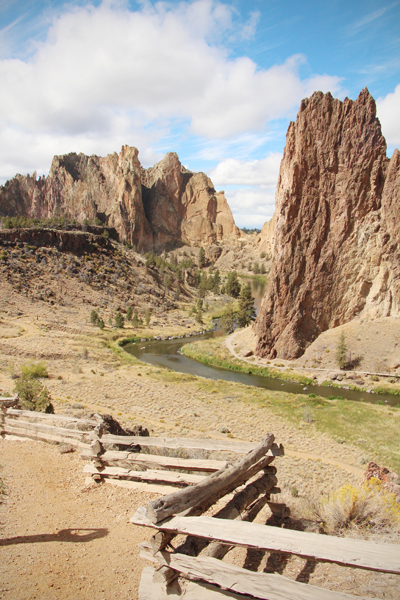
0, 147, 239, 250
255, 89, 400, 359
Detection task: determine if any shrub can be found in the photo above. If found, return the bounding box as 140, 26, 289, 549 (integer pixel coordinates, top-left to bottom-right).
14, 377, 53, 412
114, 311, 124, 328
311, 478, 400, 534
20, 361, 48, 379
126, 306, 133, 321
98, 318, 105, 330
90, 309, 99, 325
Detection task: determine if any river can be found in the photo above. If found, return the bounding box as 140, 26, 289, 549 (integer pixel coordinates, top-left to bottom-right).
124, 274, 398, 405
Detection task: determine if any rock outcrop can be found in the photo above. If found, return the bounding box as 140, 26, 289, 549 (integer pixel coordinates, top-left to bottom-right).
141, 152, 240, 250
255, 89, 400, 359
255, 214, 275, 258
0, 147, 240, 251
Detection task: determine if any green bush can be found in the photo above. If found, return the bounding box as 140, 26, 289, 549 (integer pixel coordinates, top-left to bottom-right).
20, 361, 48, 379
14, 377, 53, 412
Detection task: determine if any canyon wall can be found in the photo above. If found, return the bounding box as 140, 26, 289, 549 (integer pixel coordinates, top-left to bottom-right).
255, 88, 400, 359
0, 147, 240, 251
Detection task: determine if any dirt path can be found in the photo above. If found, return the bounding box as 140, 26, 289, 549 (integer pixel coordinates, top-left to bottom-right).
0, 439, 155, 600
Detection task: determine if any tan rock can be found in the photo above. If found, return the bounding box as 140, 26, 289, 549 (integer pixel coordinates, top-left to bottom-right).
0, 147, 240, 251
255, 89, 400, 359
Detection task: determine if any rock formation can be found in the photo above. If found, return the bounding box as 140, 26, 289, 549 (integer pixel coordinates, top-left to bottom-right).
0, 147, 240, 251
255, 88, 400, 359
141, 152, 240, 250
255, 214, 275, 257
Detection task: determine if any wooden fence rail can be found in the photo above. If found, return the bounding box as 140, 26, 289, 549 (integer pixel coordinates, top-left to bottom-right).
2, 402, 400, 599
131, 432, 400, 600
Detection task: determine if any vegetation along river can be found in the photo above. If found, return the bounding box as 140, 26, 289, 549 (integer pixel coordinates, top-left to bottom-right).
125, 276, 398, 406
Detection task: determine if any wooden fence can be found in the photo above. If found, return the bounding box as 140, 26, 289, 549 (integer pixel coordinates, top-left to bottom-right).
0, 397, 98, 447
2, 399, 400, 599
131, 434, 400, 600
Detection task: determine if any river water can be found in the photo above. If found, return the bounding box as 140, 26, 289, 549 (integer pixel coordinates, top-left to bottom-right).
124, 276, 398, 406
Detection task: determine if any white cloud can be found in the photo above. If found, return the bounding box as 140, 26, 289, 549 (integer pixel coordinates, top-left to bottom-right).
224, 187, 276, 229
377, 84, 400, 148
0, 0, 344, 181
209, 153, 282, 186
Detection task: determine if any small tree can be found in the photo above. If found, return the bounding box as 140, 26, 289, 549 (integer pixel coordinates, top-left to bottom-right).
253, 261, 260, 274
114, 311, 124, 328
225, 272, 241, 298
237, 284, 256, 327
198, 246, 206, 268
14, 375, 53, 413
219, 305, 236, 334
260, 263, 266, 274
132, 312, 139, 327
126, 306, 133, 321
336, 331, 348, 369
98, 318, 105, 330
145, 308, 151, 327
195, 309, 203, 324
90, 309, 99, 325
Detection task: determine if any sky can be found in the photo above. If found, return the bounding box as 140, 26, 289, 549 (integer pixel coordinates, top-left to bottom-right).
0, 0, 399, 228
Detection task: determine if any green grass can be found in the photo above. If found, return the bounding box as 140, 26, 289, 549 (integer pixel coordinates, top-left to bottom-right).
238, 273, 268, 284
181, 336, 314, 385
144, 363, 400, 472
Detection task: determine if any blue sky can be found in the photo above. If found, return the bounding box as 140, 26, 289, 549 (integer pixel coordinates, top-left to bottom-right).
0, 0, 399, 227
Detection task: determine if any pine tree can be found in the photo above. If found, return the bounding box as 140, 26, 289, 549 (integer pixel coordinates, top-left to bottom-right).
126, 306, 133, 321
237, 284, 256, 327
114, 311, 124, 328
145, 308, 151, 326
225, 272, 241, 298
198, 247, 206, 268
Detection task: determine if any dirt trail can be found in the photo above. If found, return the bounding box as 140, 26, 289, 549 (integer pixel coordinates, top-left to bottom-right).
0, 439, 154, 600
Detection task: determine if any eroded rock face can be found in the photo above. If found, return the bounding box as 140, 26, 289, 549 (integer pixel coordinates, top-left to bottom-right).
255, 89, 400, 359
0, 147, 239, 251
141, 152, 240, 250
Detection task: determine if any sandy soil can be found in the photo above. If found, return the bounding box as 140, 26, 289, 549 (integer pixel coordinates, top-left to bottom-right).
228, 321, 400, 387
1, 282, 400, 599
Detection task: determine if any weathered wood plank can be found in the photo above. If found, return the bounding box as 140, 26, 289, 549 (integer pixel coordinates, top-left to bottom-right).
138, 566, 257, 600
131, 509, 400, 574
148, 549, 373, 600
101, 434, 283, 456
175, 471, 277, 557
100, 451, 228, 472
103, 478, 178, 495
83, 464, 206, 486
146, 434, 275, 523
2, 424, 90, 448
4, 418, 92, 439
5, 408, 97, 426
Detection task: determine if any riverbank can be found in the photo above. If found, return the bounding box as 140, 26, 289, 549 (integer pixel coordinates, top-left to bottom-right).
181, 334, 400, 473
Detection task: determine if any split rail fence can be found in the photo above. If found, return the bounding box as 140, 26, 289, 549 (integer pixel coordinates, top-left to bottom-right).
2, 399, 400, 599
131, 434, 400, 600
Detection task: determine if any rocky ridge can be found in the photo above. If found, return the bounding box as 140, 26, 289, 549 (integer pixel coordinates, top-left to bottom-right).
0, 147, 240, 251
256, 88, 400, 359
